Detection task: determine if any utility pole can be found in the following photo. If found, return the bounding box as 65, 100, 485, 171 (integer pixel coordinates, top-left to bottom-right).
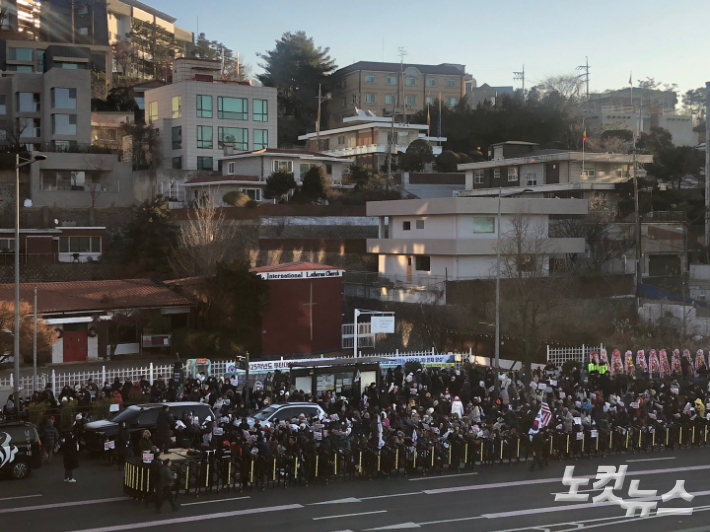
398, 47, 407, 123
513, 65, 525, 98
705, 82, 710, 248
33, 285, 37, 392
633, 115, 643, 294
576, 56, 590, 101
314, 84, 331, 152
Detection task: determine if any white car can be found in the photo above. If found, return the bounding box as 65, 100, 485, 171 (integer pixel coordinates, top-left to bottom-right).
246, 402, 326, 427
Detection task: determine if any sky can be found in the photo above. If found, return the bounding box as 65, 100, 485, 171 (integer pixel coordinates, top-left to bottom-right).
148, 0, 709, 100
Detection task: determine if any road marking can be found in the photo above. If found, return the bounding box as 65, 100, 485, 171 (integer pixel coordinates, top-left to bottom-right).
0, 497, 127, 514
311, 497, 363, 505
409, 472, 478, 481
0, 494, 42, 502
182, 496, 251, 506
313, 510, 388, 521
64, 503, 304, 532
363, 523, 420, 531
361, 492, 422, 500
626, 456, 676, 463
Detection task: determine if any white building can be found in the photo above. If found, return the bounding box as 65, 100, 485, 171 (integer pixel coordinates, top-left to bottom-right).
145, 58, 277, 171
366, 197, 587, 282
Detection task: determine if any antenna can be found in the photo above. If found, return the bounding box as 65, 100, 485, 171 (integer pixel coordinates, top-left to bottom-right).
398, 47, 408, 123
575, 56, 590, 101
513, 64, 525, 97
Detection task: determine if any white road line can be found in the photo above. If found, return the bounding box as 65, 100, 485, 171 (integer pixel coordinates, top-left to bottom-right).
182, 496, 250, 506
0, 497, 127, 514
626, 456, 677, 463
550, 488, 603, 496
0, 494, 42, 502
361, 492, 422, 500
419, 515, 486, 526
313, 510, 388, 521
409, 472, 478, 482
64, 503, 304, 532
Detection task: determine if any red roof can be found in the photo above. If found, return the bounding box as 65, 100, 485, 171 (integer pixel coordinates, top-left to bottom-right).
185, 175, 260, 184
0, 279, 192, 315
250, 261, 345, 273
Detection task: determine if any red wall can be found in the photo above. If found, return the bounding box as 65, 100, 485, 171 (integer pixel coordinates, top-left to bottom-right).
260, 276, 343, 356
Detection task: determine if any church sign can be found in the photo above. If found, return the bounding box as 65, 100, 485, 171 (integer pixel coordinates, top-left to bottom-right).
255, 269, 345, 280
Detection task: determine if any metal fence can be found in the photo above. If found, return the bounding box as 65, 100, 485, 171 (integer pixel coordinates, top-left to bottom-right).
546, 344, 604, 367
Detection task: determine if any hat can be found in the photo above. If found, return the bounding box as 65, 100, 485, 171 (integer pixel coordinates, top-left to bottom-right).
454, 396, 460, 401
75, 414, 82, 420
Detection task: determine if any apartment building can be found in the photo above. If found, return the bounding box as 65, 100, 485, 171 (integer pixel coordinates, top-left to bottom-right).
326, 61, 471, 128
366, 197, 587, 282
298, 110, 445, 170
145, 58, 277, 172
457, 141, 653, 200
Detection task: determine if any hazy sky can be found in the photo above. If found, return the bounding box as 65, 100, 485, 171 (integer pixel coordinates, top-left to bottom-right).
148, 0, 709, 99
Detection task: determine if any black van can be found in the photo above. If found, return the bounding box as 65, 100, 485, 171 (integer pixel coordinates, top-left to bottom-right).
0, 422, 42, 479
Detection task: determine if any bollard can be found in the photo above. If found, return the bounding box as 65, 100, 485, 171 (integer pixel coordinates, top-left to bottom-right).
205, 461, 210, 487
638, 430, 641, 449
250, 459, 254, 484
140, 468, 144, 493
448, 446, 452, 466
272, 458, 277, 482
227, 461, 232, 488
464, 444, 468, 465
666, 428, 669, 447
334, 454, 338, 477
680, 428, 683, 446
549, 437, 553, 454
693, 426, 696, 445
412, 448, 416, 470
609, 431, 613, 451
357, 452, 362, 475
481, 441, 484, 463
431, 447, 435, 468
517, 438, 520, 459
185, 465, 190, 491
395, 448, 399, 473
500, 440, 504, 461
566, 434, 570, 455
625, 431, 629, 450
316, 454, 319, 478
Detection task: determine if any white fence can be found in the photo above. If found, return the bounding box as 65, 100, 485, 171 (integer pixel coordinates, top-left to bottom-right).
546, 344, 604, 367
341, 322, 375, 349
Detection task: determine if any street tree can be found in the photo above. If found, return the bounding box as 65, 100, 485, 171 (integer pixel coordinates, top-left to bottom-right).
301, 165, 330, 202
264, 169, 297, 201
0, 300, 56, 365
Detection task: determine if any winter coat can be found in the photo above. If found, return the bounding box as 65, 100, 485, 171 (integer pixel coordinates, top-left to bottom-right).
62, 433, 80, 470
40, 419, 59, 447
156, 410, 174, 441
450, 400, 464, 419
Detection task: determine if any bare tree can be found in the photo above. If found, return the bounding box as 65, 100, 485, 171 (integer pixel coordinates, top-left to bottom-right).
4, 119, 29, 150
535, 73, 585, 101
83, 156, 113, 207
171, 202, 238, 277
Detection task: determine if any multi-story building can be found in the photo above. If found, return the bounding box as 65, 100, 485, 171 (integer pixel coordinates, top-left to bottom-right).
366, 196, 587, 282
145, 58, 277, 172
456, 141, 653, 200
299, 110, 445, 170
466, 83, 514, 108
326, 61, 471, 128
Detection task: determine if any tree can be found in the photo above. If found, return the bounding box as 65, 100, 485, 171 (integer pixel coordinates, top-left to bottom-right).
189, 33, 252, 81
121, 121, 162, 196
222, 190, 250, 207
112, 39, 139, 79
301, 165, 330, 201
399, 139, 435, 171
0, 301, 56, 365
125, 195, 177, 273
258, 31, 337, 145
264, 170, 297, 201
128, 20, 178, 81
534, 73, 585, 103
171, 202, 238, 277
638, 126, 704, 189
435, 150, 461, 172
682, 87, 706, 124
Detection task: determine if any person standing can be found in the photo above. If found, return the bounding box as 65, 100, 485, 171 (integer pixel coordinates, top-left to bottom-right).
40, 418, 59, 464
155, 458, 179, 513
62, 431, 80, 482
156, 405, 174, 454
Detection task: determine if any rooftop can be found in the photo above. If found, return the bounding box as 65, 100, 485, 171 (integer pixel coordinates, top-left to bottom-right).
185, 175, 260, 184
250, 262, 345, 273
219, 148, 350, 162
333, 61, 466, 77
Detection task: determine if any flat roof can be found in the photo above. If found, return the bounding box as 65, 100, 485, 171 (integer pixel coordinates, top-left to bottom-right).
289, 356, 390, 368
366, 197, 589, 217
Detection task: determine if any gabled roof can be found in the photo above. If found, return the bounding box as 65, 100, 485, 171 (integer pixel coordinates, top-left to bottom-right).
333, 61, 465, 77
250, 262, 345, 273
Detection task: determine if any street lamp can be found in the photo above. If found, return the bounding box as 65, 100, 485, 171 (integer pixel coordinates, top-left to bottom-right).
13, 153, 46, 417
494, 187, 533, 397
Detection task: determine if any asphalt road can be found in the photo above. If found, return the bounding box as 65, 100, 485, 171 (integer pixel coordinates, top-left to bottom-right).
3, 447, 710, 532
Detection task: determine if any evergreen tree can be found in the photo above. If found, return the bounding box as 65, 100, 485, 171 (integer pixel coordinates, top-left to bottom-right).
126, 195, 177, 273
301, 165, 330, 201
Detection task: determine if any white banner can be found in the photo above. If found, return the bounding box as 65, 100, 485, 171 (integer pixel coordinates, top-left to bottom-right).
255, 269, 344, 280
371, 316, 395, 334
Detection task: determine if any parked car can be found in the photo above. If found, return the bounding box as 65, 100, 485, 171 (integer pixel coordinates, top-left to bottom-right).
247, 402, 326, 427
0, 421, 42, 479
82, 402, 214, 452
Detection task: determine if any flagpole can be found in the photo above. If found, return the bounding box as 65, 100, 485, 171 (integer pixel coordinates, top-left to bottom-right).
438, 92, 442, 138
630, 71, 633, 110
582, 118, 585, 179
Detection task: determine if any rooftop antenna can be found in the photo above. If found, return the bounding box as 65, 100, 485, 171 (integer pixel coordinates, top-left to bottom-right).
575, 56, 590, 101
513, 64, 525, 99
398, 47, 407, 123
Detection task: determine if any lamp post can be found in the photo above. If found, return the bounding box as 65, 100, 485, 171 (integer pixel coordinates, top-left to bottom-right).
494, 187, 533, 397
13, 153, 46, 417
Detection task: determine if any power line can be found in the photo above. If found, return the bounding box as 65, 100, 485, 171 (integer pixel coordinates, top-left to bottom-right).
575, 56, 590, 101
513, 64, 525, 96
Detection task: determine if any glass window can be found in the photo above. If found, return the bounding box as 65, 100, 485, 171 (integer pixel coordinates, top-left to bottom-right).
197, 156, 213, 170
426, 78, 436, 87
0, 239, 14, 251
365, 75, 376, 84
8, 65, 33, 72
272, 160, 293, 173
40, 171, 86, 191
171, 126, 182, 150
9, 48, 33, 61
254, 129, 268, 150
0, 95, 6, 115
425, 96, 435, 105
446, 79, 456, 88
171, 96, 182, 118
37, 50, 44, 71
448, 97, 457, 107
415, 220, 425, 229
78, 27, 89, 36
365, 93, 375, 103
218, 97, 247, 120
508, 167, 518, 181
148, 101, 158, 123
197, 126, 213, 149
18, 93, 40, 112
406, 77, 416, 86
473, 217, 495, 233
402, 221, 411, 231
474, 170, 484, 184
172, 156, 182, 169
385, 76, 396, 85
415, 256, 431, 272
60, 62, 83, 69
218, 126, 247, 150
19, 118, 40, 138
253, 99, 268, 122
54, 140, 71, 151
351, 94, 357, 104
52, 88, 77, 109
405, 95, 416, 106
227, 162, 235, 174
494, 168, 501, 179
52, 114, 77, 135
385, 95, 395, 105
196, 95, 212, 118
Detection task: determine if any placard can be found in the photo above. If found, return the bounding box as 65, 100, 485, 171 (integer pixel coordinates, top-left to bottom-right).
574, 417, 581, 425
559, 391, 566, 399
371, 316, 395, 334
671, 387, 679, 395
591, 430, 598, 438
630, 402, 639, 409
576, 432, 584, 440
104, 440, 115, 451
142, 452, 154, 464
109, 403, 120, 412
213, 427, 224, 436
549, 379, 557, 386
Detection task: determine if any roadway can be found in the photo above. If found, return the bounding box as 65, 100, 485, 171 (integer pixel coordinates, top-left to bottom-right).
3, 447, 710, 532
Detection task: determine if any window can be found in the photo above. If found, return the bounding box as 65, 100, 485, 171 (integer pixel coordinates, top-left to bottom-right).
52, 88, 77, 109
582, 168, 596, 178
350, 94, 357, 105
385, 76, 396, 85
171, 126, 182, 150
446, 79, 456, 88
9, 48, 33, 61
244, 189, 261, 201
18, 93, 40, 112
254, 129, 268, 150
494, 169, 501, 179
365, 93, 375, 103
148, 101, 158, 123
474, 170, 484, 184
365, 75, 376, 84
8, 65, 33, 72
0, 239, 14, 251
415, 256, 431, 272
526, 172, 538, 186
78, 27, 89, 36
227, 162, 235, 174
172, 156, 182, 169
299, 163, 314, 175
405, 77, 416, 86
53, 140, 71, 151
385, 95, 395, 105
40, 171, 87, 191
426, 78, 436, 87
59, 62, 85, 69
59, 236, 101, 254
197, 156, 213, 170
197, 125, 213, 149
52, 114, 77, 135
77, 4, 89, 15
253, 99, 268, 121
196, 95, 212, 118
508, 167, 518, 182
326, 163, 332, 174
218, 97, 247, 120
448, 97, 457, 106
402, 221, 411, 231
405, 95, 416, 106
341, 97, 346, 108
415, 220, 424, 229
615, 165, 628, 178
218, 126, 247, 150
272, 160, 293, 173
171, 96, 182, 118
0, 96, 6, 115
337, 135, 345, 145
473, 217, 495, 233
37, 50, 44, 71
19, 118, 40, 137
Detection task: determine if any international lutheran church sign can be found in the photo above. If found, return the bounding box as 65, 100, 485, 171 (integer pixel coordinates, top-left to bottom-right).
254, 269, 345, 280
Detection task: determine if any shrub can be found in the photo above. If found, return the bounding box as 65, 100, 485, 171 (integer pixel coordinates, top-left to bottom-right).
27, 401, 49, 426
222, 191, 251, 207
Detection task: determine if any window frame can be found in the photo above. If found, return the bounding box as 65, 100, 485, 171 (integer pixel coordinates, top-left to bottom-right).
402, 221, 411, 231
472, 217, 495, 234
148, 101, 158, 123
171, 126, 182, 150
364, 75, 376, 84
253, 99, 268, 122
196, 95, 212, 118
493, 168, 501, 180
364, 93, 376, 103
385, 76, 396, 85
197, 156, 213, 171
405, 77, 417, 86
52, 113, 77, 135
446, 79, 456, 89
196, 125, 213, 149
272, 160, 293, 173
171, 95, 182, 118
415, 220, 425, 230
52, 88, 77, 110
426, 78, 437, 87
171, 156, 182, 170
507, 167, 518, 182
405, 95, 416, 106
415, 256, 431, 272
218, 126, 247, 150
218, 96, 248, 120
254, 129, 268, 150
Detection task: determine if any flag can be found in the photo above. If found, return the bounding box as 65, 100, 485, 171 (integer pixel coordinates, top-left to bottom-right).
628, 73, 633, 86
427, 104, 430, 137
583, 128, 587, 142
528, 402, 552, 439
354, 369, 361, 383
377, 414, 385, 449
438, 92, 442, 138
